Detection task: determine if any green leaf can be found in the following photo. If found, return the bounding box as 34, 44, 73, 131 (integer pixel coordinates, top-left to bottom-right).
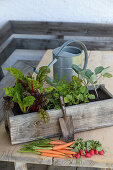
71, 147, 79, 153
88, 94, 95, 99
72, 64, 83, 74
101, 66, 110, 75
23, 96, 35, 107
96, 146, 103, 151
85, 69, 93, 78
103, 72, 112, 78
89, 74, 97, 84
4, 87, 14, 97
4, 67, 25, 80
36, 66, 50, 84
80, 86, 87, 93
95, 66, 104, 75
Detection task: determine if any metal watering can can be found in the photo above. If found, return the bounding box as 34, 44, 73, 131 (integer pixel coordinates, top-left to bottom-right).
48, 40, 88, 82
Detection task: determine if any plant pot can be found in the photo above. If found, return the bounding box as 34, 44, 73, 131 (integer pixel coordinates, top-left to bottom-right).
5, 84, 113, 144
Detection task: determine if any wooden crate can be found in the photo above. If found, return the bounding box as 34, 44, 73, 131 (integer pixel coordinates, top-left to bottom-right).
5, 84, 113, 144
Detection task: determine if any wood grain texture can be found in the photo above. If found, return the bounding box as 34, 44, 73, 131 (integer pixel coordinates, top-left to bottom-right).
6, 94, 113, 144
11, 21, 113, 37
15, 37, 113, 51
0, 21, 12, 46
0, 38, 16, 66
14, 162, 27, 170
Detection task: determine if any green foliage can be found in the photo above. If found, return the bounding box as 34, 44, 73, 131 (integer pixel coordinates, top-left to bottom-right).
4, 66, 50, 122
36, 66, 50, 85
46, 75, 95, 110
72, 64, 113, 98
70, 138, 105, 153
4, 82, 35, 113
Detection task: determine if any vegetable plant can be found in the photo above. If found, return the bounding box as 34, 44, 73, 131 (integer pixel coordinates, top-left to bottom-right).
3, 66, 51, 123
72, 64, 112, 98
45, 75, 95, 110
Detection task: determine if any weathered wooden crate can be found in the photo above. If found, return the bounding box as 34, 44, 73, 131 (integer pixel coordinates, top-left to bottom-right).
5, 84, 113, 144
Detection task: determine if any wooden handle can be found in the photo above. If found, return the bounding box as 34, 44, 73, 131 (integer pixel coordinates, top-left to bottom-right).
60, 96, 66, 118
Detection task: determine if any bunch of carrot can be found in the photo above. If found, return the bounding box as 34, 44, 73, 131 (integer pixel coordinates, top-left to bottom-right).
36, 140, 76, 158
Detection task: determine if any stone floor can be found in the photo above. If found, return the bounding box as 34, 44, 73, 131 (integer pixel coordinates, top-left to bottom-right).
1, 49, 113, 170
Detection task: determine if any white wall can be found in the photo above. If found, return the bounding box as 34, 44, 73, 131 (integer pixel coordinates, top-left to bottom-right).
0, 0, 113, 27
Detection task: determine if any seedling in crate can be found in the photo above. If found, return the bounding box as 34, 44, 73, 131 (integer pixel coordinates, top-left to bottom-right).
72, 65, 112, 98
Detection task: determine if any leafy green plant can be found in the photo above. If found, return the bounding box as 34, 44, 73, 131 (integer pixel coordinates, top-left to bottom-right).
72, 65, 112, 98
3, 66, 51, 123
45, 75, 95, 110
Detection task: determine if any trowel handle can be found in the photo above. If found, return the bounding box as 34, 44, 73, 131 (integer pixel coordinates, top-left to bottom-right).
54, 40, 88, 69
60, 96, 67, 118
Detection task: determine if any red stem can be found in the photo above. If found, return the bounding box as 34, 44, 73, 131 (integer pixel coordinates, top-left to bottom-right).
32, 81, 34, 93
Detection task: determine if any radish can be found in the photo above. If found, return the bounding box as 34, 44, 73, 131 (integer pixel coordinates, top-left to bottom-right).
85, 153, 92, 158
89, 149, 94, 155
98, 150, 104, 155
94, 150, 98, 154
75, 153, 80, 159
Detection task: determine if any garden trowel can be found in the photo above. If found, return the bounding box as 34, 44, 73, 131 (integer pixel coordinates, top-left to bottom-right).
59, 96, 74, 142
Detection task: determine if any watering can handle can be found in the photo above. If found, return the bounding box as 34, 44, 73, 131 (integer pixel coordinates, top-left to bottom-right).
48, 40, 88, 69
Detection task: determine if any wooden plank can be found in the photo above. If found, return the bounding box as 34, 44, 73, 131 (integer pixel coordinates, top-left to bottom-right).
11, 21, 113, 37
14, 162, 27, 170
0, 60, 39, 124
0, 38, 16, 66
0, 124, 52, 165
0, 67, 4, 80
0, 21, 12, 46
6, 96, 113, 144
15, 38, 113, 51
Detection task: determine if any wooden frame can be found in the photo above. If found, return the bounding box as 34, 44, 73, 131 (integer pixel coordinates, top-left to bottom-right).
1, 20, 113, 71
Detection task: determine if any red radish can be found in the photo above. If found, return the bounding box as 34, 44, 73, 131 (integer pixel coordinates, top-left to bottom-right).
89, 149, 94, 155
85, 150, 88, 153
73, 154, 76, 157
94, 150, 98, 155
79, 149, 84, 155
85, 153, 92, 158
75, 153, 80, 159
98, 150, 104, 155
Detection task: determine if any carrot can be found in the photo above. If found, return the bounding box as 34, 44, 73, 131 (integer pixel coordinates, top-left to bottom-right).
64, 147, 72, 150
53, 141, 75, 150
37, 149, 65, 155
50, 140, 66, 145
57, 149, 76, 155
41, 153, 66, 158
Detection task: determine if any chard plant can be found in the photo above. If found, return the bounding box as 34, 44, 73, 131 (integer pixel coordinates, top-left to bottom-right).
3, 66, 51, 123
72, 64, 112, 98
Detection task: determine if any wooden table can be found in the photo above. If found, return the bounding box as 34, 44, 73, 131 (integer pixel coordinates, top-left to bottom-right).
1, 51, 113, 170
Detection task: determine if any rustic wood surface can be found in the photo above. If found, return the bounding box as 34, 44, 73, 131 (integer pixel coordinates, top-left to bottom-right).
1, 119, 113, 168
0, 38, 16, 66
0, 21, 12, 46
15, 37, 113, 51
11, 21, 113, 37
14, 162, 27, 170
